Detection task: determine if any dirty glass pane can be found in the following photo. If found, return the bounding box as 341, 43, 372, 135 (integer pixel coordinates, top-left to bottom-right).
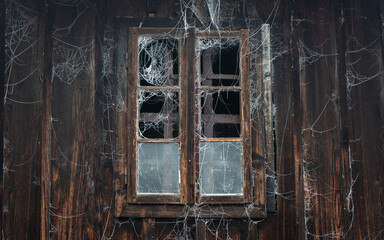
200, 141, 242, 195
139, 38, 178, 86
137, 143, 180, 194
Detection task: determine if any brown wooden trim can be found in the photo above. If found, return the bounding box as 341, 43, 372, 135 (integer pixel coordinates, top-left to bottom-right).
137, 138, 179, 143
179, 34, 188, 204
121, 204, 266, 219
199, 137, 242, 142
197, 31, 242, 38
186, 28, 197, 204
179, 29, 195, 203
200, 194, 244, 204
139, 86, 180, 91
261, 24, 276, 212
127, 27, 139, 203
252, 31, 266, 208
114, 16, 130, 217
115, 22, 267, 218
135, 194, 182, 204
240, 29, 252, 203
199, 86, 241, 91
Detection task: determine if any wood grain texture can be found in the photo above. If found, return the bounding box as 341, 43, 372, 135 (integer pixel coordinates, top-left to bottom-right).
345, 0, 384, 239
296, 0, 346, 238
41, 1, 53, 239
3, 1, 44, 239
49, 2, 102, 239
0, 0, 5, 239
2, 0, 384, 239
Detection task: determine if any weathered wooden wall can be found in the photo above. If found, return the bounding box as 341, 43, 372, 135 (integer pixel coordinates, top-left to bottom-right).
2, 0, 384, 239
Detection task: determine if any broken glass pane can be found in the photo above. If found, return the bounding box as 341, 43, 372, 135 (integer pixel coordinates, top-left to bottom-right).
139, 38, 178, 86
199, 38, 240, 87
137, 142, 180, 194
200, 141, 242, 195
200, 90, 241, 138
139, 91, 179, 139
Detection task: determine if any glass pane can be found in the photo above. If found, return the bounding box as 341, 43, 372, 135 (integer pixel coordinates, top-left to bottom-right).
200, 141, 242, 195
200, 90, 240, 138
139, 37, 178, 86
137, 143, 180, 194
138, 91, 179, 139
199, 38, 240, 87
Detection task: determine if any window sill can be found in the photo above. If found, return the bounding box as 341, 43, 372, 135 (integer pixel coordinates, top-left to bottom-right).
119, 203, 266, 219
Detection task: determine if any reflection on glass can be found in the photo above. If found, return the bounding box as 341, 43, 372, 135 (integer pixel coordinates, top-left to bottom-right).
137, 143, 180, 194
200, 141, 242, 195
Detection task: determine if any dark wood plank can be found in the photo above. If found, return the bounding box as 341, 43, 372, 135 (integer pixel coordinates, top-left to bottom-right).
335, 0, 354, 236
240, 29, 253, 203
41, 1, 54, 239
0, 0, 5, 239
296, 0, 349, 238
3, 1, 44, 238
126, 27, 139, 203
185, 27, 196, 204
344, 0, 384, 238
289, 0, 305, 239
195, 220, 206, 240
142, 218, 156, 240
49, 2, 101, 238
113, 16, 129, 218
272, 0, 297, 238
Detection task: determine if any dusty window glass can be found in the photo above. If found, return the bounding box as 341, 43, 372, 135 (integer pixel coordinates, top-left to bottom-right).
137, 142, 180, 194
199, 141, 243, 195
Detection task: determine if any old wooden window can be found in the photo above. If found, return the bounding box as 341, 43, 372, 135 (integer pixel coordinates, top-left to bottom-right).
114, 18, 267, 219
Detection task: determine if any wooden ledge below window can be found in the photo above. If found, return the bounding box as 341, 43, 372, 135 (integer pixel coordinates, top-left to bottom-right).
119, 204, 266, 219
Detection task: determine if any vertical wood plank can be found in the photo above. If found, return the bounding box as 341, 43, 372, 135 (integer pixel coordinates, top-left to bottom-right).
195, 220, 206, 240
335, 0, 354, 236
344, 0, 384, 238
241, 29, 252, 203
0, 0, 5, 239
180, 27, 196, 203
114, 18, 129, 215
41, 0, 53, 239
3, 1, 44, 238
250, 27, 266, 208
49, 1, 101, 238
143, 218, 156, 240
289, 0, 305, 239
126, 27, 138, 203
261, 24, 276, 212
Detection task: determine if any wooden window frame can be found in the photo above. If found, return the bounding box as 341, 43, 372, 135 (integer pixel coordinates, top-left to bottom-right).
114, 17, 266, 219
